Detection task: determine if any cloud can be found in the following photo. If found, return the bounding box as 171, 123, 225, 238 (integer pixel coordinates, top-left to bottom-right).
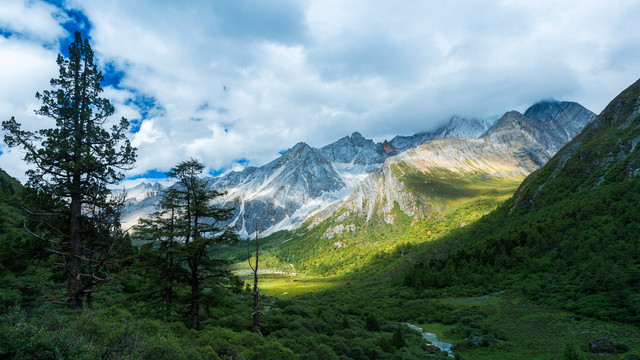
0, 0, 67, 43
2, 0, 640, 183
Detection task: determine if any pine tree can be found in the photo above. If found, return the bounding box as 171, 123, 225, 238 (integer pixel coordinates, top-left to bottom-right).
135, 159, 237, 329
134, 187, 184, 317
2, 31, 136, 309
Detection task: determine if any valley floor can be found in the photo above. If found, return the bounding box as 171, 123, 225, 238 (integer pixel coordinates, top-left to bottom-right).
247, 273, 640, 359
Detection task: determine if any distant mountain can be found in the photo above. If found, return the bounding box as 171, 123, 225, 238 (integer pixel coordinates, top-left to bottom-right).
120, 100, 595, 237
405, 78, 640, 324
211, 142, 348, 235
318, 132, 387, 169
523, 100, 598, 150
119, 182, 166, 231
319, 103, 595, 231
120, 123, 496, 235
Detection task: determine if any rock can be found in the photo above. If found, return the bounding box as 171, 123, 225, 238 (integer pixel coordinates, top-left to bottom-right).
589, 337, 627, 354
472, 336, 483, 346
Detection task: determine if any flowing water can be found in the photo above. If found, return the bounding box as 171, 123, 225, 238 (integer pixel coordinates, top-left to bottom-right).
405, 323, 454, 357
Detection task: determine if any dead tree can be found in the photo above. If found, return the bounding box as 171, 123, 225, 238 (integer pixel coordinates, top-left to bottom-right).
248, 228, 261, 334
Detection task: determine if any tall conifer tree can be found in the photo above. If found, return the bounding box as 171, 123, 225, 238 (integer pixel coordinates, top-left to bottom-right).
135, 159, 237, 329
2, 31, 136, 309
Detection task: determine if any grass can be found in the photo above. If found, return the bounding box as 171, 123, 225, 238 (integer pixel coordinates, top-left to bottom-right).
401, 166, 525, 210
236, 273, 342, 299
441, 293, 640, 359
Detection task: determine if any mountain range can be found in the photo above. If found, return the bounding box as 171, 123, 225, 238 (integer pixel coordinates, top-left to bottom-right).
120, 100, 596, 237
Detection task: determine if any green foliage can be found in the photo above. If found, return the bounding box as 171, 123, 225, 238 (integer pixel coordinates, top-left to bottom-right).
0, 304, 295, 360
365, 314, 381, 331
391, 326, 406, 349
0, 306, 99, 359
0, 169, 29, 277
563, 336, 586, 360
405, 173, 640, 324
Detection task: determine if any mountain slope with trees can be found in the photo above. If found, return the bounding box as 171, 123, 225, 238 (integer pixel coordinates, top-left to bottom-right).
404, 78, 640, 325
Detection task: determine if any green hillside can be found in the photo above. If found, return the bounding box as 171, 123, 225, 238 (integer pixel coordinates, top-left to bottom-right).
0, 168, 26, 262
405, 79, 640, 325
0, 168, 22, 231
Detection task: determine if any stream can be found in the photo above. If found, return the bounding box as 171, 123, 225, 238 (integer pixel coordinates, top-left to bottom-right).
404, 323, 454, 357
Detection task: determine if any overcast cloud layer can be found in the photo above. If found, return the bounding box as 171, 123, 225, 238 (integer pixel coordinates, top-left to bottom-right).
1, 0, 640, 184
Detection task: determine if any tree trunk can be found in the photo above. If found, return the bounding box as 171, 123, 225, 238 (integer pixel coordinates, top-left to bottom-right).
164, 254, 172, 317
86, 291, 93, 310
68, 192, 83, 309
251, 236, 260, 334
190, 261, 199, 330
165, 208, 175, 317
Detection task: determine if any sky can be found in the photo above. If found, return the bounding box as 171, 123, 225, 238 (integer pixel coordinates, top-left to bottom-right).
1, 0, 640, 186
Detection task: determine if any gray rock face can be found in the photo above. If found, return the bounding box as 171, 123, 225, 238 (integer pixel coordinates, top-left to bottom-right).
483, 111, 555, 168
389, 116, 496, 153
119, 182, 166, 231
523, 100, 597, 147
211, 142, 347, 235
319, 132, 386, 167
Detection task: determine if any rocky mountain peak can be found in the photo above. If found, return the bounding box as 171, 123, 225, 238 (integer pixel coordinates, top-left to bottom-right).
523, 99, 564, 122
319, 132, 385, 165
522, 99, 597, 146
283, 142, 314, 158
481, 111, 537, 141
514, 77, 640, 208
382, 140, 395, 154
349, 131, 366, 143
389, 116, 496, 153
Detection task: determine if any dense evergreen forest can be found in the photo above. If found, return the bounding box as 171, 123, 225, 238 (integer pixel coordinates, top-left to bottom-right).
1, 33, 639, 359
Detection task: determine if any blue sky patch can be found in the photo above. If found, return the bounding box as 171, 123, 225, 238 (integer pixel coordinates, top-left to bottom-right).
127, 169, 167, 180
102, 61, 126, 89
56, 8, 93, 57
129, 119, 142, 133
209, 168, 226, 177
0, 28, 18, 39
126, 93, 166, 121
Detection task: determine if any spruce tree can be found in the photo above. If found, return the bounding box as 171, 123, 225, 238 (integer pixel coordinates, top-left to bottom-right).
134, 187, 184, 317
135, 159, 237, 329
2, 31, 136, 309
170, 159, 238, 330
